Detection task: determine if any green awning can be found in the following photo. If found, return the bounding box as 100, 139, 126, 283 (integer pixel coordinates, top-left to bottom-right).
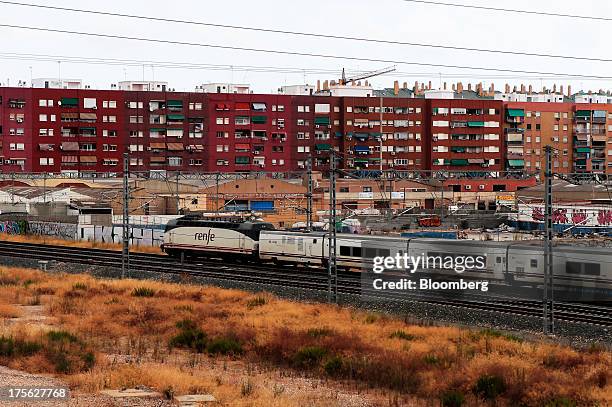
354, 133, 369, 141
150, 128, 166, 132
251, 115, 267, 124
314, 117, 330, 125
451, 147, 465, 152
61, 97, 78, 106
370, 132, 382, 138
575, 110, 591, 117
167, 114, 184, 120
507, 159, 525, 167
369, 157, 381, 161
450, 159, 468, 165
79, 127, 96, 131
235, 156, 250, 164
315, 144, 331, 151
354, 158, 369, 163
167, 100, 183, 108
576, 147, 591, 153
467, 121, 484, 127
506, 109, 525, 117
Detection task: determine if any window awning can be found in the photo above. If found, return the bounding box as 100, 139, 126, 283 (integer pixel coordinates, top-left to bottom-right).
467, 121, 484, 127
61, 156, 78, 163
575, 110, 591, 117
251, 103, 266, 110
235, 156, 250, 164
506, 134, 523, 142
235, 144, 250, 150
79, 113, 97, 120
167, 143, 184, 151
450, 159, 468, 165
79, 156, 97, 163
506, 109, 525, 117
335, 132, 343, 138
61, 113, 78, 119
150, 156, 166, 163
370, 132, 382, 139
592, 135, 606, 142
354, 158, 369, 163
507, 159, 525, 167
60, 97, 78, 106
167, 100, 183, 108
60, 142, 79, 151
235, 102, 250, 110
354, 133, 369, 141
315, 144, 331, 151
468, 158, 485, 164
251, 115, 267, 124
576, 147, 591, 153
167, 114, 185, 120
38, 144, 54, 151
150, 143, 166, 149
354, 146, 370, 152
575, 135, 587, 141
150, 128, 166, 133
314, 117, 330, 125
451, 147, 465, 152
593, 110, 606, 118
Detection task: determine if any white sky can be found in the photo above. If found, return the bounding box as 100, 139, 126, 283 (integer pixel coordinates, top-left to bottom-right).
0, 0, 610, 94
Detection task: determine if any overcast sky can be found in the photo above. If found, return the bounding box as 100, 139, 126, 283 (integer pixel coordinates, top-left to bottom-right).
0, 0, 610, 94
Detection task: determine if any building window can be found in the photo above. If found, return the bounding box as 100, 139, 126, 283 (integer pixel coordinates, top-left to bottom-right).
168, 157, 182, 166
39, 114, 47, 122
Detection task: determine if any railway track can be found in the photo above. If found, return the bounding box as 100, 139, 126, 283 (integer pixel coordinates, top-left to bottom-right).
0, 240, 610, 328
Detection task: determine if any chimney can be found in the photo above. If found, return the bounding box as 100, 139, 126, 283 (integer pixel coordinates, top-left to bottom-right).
452, 83, 456, 91
520, 84, 526, 93
490, 82, 494, 94
467, 83, 472, 91
316, 80, 321, 92
403, 81, 408, 89
364, 80, 369, 87
428, 80, 432, 90
393, 80, 400, 96
567, 85, 571, 96
513, 85, 518, 93
420, 82, 425, 91
505, 83, 510, 93
543, 86, 547, 94
528, 84, 533, 94
552, 84, 557, 94
443, 82, 447, 90
559, 85, 564, 95
413, 81, 419, 94
457, 82, 463, 93
323, 80, 329, 90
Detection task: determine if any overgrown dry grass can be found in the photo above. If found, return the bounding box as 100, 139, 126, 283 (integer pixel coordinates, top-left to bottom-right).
0, 266, 609, 406
0, 234, 162, 254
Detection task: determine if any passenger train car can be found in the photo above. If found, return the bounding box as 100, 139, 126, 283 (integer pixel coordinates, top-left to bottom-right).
162, 218, 611, 300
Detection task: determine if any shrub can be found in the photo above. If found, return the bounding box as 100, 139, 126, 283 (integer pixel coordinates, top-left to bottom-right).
72, 282, 87, 291
389, 330, 416, 341
132, 287, 155, 297
323, 355, 344, 377
293, 346, 327, 368
169, 319, 207, 353
0, 273, 19, 285
543, 397, 577, 407
46, 330, 79, 343
0, 336, 41, 357
473, 374, 506, 400
246, 296, 267, 309
306, 327, 334, 338
207, 337, 243, 356
240, 379, 253, 397
479, 328, 523, 343
424, 354, 440, 365
440, 390, 465, 407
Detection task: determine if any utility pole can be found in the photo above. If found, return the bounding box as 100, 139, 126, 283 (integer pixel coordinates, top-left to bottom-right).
215, 172, 220, 214
379, 96, 383, 172
175, 172, 180, 215
328, 150, 338, 303
121, 153, 130, 279
543, 145, 554, 334
306, 155, 313, 231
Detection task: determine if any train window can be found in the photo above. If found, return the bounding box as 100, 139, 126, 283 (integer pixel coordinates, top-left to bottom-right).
353, 247, 362, 257
530, 259, 538, 268
378, 249, 391, 257
364, 248, 377, 259
496, 257, 502, 264
298, 238, 304, 251
313, 239, 317, 244
566, 261, 601, 276
340, 246, 351, 256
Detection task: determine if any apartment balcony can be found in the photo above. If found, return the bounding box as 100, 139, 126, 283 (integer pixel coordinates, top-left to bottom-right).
504, 127, 525, 134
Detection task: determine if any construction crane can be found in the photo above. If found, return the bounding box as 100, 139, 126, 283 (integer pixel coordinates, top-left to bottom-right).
340, 65, 396, 86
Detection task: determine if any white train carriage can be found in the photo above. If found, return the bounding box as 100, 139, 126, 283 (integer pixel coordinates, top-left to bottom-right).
161, 218, 274, 259
508, 244, 612, 301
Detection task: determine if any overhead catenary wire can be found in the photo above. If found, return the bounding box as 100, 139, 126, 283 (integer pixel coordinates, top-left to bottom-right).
0, 24, 610, 80
0, 1, 609, 63
400, 0, 612, 22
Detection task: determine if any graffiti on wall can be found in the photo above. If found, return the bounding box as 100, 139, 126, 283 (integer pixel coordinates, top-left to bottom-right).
0, 220, 28, 235
28, 222, 77, 240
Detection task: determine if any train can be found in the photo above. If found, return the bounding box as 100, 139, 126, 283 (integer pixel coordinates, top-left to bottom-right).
161, 217, 612, 301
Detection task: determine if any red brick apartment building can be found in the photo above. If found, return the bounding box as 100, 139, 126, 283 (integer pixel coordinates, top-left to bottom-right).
0, 85, 609, 176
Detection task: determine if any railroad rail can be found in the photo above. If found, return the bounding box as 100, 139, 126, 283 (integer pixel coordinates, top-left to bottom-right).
0, 240, 610, 328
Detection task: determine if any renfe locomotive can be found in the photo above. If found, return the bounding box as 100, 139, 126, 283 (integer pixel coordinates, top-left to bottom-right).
161, 217, 611, 300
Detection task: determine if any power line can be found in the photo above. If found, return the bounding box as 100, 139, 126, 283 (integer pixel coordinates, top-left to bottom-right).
400, 0, 612, 22
0, 1, 608, 63
0, 24, 611, 80
2, 51, 609, 82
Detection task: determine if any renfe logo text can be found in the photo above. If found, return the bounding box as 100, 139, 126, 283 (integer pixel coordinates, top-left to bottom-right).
194, 229, 216, 244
